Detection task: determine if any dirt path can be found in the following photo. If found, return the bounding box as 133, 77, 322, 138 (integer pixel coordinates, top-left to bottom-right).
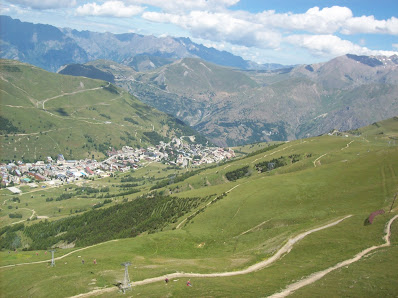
69, 215, 352, 297
238, 219, 272, 237
313, 153, 327, 167
251, 145, 294, 164
176, 184, 241, 229
41, 84, 108, 109
341, 140, 354, 151
5, 127, 71, 137
10, 208, 36, 225
0, 77, 39, 107
0, 239, 119, 269
2, 104, 25, 108
0, 183, 62, 198
268, 214, 398, 297
313, 139, 356, 168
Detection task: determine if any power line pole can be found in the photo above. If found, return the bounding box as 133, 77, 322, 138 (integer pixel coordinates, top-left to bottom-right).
121, 262, 132, 293
49, 250, 56, 267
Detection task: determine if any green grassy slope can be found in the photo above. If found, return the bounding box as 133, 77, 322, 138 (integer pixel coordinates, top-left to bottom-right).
0, 59, 205, 162
0, 118, 397, 297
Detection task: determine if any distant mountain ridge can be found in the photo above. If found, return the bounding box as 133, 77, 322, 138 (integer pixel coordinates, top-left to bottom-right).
63, 54, 398, 146
0, 15, 285, 72
3, 15, 398, 146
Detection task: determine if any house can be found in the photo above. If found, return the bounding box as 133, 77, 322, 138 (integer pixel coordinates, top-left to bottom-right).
7, 186, 22, 194
85, 167, 94, 175
28, 172, 46, 181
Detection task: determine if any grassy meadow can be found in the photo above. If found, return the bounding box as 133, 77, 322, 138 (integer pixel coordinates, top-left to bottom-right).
0, 117, 397, 297
0, 59, 203, 162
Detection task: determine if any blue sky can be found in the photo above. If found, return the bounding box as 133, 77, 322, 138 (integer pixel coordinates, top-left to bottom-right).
1, 0, 397, 64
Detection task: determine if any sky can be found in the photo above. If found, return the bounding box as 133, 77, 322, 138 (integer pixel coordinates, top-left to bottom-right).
1, 0, 398, 65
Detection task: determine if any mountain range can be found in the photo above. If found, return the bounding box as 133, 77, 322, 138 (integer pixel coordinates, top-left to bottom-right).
2, 14, 398, 147
0, 15, 284, 73
60, 55, 398, 146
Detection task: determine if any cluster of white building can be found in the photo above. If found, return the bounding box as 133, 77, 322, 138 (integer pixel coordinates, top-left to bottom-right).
105, 137, 235, 168
1, 137, 234, 189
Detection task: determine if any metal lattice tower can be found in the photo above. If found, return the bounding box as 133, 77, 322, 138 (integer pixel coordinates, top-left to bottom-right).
121, 262, 132, 293
50, 250, 56, 267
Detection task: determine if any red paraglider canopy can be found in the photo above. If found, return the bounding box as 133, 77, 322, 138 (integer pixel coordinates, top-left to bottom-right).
367, 209, 385, 224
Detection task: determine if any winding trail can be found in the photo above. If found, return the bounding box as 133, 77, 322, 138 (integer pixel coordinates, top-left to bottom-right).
313, 139, 356, 168
69, 215, 352, 297
0, 239, 119, 269
3, 193, 394, 298
2, 127, 71, 137
176, 184, 241, 229
238, 219, 272, 237
10, 208, 36, 225
41, 84, 109, 109
341, 140, 354, 151
251, 145, 294, 164
313, 153, 327, 167
0, 77, 39, 107
268, 214, 398, 297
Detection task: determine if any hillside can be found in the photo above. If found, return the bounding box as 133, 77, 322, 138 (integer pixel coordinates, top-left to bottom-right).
57, 64, 115, 83
0, 117, 397, 297
85, 55, 398, 146
0, 15, 284, 72
0, 59, 206, 162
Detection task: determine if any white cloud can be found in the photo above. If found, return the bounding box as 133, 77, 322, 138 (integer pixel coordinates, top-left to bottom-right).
285, 34, 398, 57
8, 0, 76, 9
127, 0, 239, 12
246, 6, 398, 36
143, 10, 281, 49
1, 6, 10, 13
142, 5, 397, 53
393, 44, 398, 50
255, 6, 353, 34
76, 1, 145, 18
341, 16, 398, 35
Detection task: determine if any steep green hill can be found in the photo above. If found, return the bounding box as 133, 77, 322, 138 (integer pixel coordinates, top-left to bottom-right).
0, 59, 206, 162
0, 117, 397, 297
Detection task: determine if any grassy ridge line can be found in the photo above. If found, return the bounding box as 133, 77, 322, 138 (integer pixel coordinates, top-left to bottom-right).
269, 214, 398, 297
0, 239, 120, 269
68, 215, 352, 298
0, 59, 207, 161
41, 83, 108, 110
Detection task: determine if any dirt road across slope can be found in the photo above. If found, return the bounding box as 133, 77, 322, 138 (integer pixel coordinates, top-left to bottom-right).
268, 214, 398, 297
70, 215, 352, 297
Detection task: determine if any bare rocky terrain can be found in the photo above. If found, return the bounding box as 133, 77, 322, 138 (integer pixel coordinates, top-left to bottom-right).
81, 54, 398, 146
